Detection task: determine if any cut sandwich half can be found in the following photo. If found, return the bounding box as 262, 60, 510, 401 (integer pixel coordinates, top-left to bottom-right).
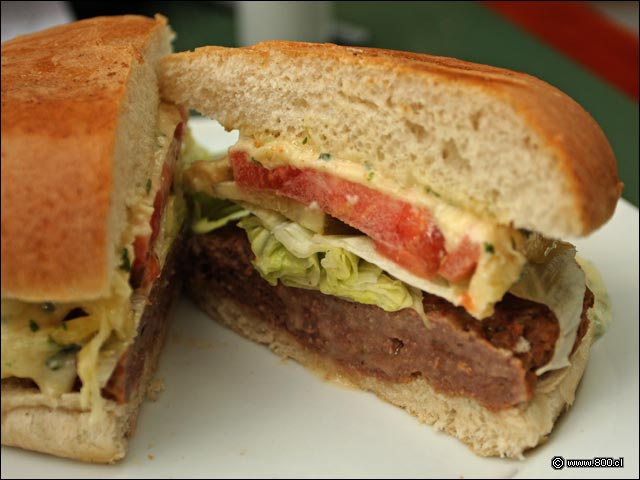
1, 15, 188, 463
159, 41, 619, 458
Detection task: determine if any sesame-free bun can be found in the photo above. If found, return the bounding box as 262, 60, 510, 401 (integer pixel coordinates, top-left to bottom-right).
1, 15, 173, 302
159, 41, 620, 238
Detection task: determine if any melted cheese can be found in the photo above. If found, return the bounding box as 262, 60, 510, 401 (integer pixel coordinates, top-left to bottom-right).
234, 135, 516, 247
1, 271, 132, 410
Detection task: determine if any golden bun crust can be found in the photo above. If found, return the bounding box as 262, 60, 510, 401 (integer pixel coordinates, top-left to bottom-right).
160, 41, 621, 237
1, 15, 170, 301
282, 41, 621, 235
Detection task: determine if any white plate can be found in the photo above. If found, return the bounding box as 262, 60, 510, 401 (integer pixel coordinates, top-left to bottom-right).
2, 118, 638, 479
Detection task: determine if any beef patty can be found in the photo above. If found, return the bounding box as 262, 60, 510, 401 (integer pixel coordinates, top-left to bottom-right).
187, 226, 592, 411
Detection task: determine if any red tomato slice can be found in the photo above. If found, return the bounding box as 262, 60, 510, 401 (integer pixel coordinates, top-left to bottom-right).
141, 253, 161, 288
102, 351, 127, 403
438, 235, 481, 282
130, 133, 181, 290
149, 188, 164, 247
174, 121, 185, 141
130, 235, 150, 289
231, 151, 478, 280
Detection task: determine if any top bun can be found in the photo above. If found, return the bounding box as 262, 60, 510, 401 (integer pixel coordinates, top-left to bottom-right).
159, 41, 620, 238
1, 15, 173, 302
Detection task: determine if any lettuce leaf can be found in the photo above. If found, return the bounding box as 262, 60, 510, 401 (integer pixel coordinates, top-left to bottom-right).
576, 257, 612, 339
240, 215, 321, 288
246, 204, 464, 308
238, 215, 414, 312
319, 248, 414, 309
191, 192, 250, 234
509, 237, 586, 374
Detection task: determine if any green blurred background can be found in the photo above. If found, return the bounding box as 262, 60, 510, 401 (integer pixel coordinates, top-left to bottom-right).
71, 1, 639, 207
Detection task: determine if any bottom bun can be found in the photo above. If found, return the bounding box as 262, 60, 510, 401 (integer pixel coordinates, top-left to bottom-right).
2, 379, 144, 464
1, 241, 183, 463
191, 292, 594, 459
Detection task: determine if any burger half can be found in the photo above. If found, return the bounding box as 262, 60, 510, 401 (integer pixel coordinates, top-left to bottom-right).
159, 41, 620, 458
1, 15, 187, 462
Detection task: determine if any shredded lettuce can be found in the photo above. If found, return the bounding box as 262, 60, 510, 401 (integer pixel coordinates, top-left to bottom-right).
238, 215, 414, 312
319, 248, 415, 309
191, 192, 250, 234
240, 216, 321, 288
246, 204, 465, 307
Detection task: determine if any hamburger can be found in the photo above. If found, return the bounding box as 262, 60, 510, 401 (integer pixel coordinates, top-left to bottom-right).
159, 41, 620, 458
1, 15, 187, 462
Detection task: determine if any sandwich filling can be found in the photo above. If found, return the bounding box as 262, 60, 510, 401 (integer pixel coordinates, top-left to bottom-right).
1, 103, 187, 416
186, 225, 595, 410
183, 132, 600, 381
